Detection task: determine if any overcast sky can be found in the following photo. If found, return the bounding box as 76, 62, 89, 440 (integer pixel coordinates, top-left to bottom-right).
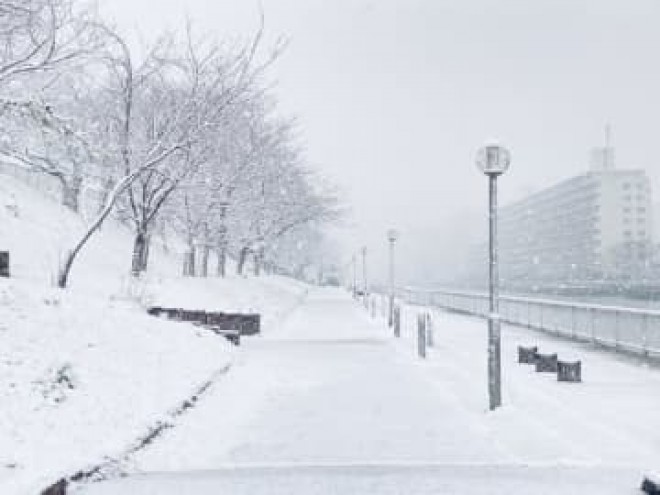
100, 0, 660, 285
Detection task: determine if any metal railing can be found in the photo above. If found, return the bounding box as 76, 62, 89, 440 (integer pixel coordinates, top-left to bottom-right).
400, 287, 660, 359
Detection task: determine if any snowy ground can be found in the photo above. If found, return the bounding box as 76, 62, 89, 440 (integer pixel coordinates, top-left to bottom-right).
0, 275, 308, 495
0, 175, 310, 494
79, 289, 659, 494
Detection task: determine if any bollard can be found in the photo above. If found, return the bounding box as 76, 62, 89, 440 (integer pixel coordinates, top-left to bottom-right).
0, 251, 9, 278
370, 297, 376, 318
425, 312, 434, 347
393, 305, 401, 338
417, 313, 427, 358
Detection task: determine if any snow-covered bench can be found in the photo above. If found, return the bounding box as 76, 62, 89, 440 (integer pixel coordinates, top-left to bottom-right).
642, 474, 660, 494
557, 360, 582, 382
147, 307, 260, 344
518, 346, 582, 382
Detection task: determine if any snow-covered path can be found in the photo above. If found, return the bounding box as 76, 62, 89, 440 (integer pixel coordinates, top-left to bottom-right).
81, 288, 658, 494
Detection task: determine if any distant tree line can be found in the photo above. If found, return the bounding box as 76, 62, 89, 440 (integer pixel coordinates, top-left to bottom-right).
0, 0, 341, 287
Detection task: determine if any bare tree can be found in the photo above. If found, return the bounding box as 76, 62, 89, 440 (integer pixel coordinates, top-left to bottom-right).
54, 25, 189, 287
0, 80, 106, 212
0, 0, 98, 86
116, 23, 282, 277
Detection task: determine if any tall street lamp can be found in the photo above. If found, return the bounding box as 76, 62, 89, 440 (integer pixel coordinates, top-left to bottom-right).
387, 229, 399, 328
476, 142, 511, 411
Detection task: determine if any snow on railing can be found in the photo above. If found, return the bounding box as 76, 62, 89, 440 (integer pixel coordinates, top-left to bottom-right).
398, 286, 660, 359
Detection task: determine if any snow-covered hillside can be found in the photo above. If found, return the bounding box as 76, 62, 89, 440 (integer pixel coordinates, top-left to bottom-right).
0, 173, 182, 294
0, 175, 309, 494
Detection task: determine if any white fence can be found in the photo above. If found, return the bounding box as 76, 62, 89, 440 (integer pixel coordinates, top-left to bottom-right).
400, 288, 660, 359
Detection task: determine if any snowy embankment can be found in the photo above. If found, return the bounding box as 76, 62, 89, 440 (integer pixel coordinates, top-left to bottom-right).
0, 176, 308, 494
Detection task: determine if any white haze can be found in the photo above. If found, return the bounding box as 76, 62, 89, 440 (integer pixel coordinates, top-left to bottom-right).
100, 0, 660, 287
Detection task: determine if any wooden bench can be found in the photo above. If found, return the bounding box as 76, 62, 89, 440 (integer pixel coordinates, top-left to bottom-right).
642, 476, 660, 494
206, 312, 260, 336
517, 345, 538, 364
535, 353, 558, 373
147, 307, 260, 344
557, 360, 582, 382
210, 328, 241, 346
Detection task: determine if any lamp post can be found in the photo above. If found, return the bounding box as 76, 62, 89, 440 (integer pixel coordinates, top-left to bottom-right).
387, 229, 399, 327
352, 254, 357, 298
476, 142, 511, 411
361, 246, 368, 301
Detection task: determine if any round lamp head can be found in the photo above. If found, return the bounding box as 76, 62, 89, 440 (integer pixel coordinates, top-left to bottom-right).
387, 228, 399, 243
476, 143, 511, 176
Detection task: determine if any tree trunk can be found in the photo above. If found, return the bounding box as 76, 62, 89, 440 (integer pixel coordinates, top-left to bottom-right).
96, 178, 115, 231
254, 248, 264, 276
183, 242, 195, 277
131, 230, 148, 277
200, 245, 210, 277
58, 172, 138, 288
141, 234, 151, 272
216, 247, 226, 277
62, 176, 83, 213
237, 247, 249, 276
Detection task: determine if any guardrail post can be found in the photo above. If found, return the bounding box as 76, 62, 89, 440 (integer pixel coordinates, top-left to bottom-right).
642, 313, 649, 357
614, 310, 620, 350
590, 307, 596, 344
393, 305, 401, 338
426, 312, 434, 348
571, 306, 576, 339
417, 313, 427, 358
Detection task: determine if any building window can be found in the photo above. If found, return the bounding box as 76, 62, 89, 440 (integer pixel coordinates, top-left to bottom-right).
623, 183, 631, 190
624, 195, 632, 201
638, 207, 646, 213
623, 207, 631, 213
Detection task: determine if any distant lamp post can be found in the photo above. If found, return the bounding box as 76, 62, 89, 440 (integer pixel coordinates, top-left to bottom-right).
361, 246, 368, 298
476, 142, 511, 411
352, 254, 357, 298
387, 229, 399, 328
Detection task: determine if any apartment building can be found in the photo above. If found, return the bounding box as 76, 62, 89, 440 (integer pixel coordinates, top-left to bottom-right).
500, 170, 653, 285
468, 147, 654, 288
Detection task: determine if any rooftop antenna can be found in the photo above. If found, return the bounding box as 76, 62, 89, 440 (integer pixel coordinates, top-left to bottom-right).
605, 123, 611, 148
589, 123, 615, 171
